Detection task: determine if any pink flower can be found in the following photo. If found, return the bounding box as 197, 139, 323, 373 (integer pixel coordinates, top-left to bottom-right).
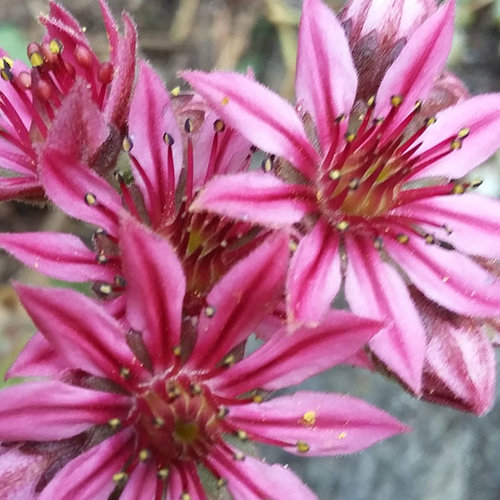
0, 216, 407, 499
0, 0, 136, 201
182, 0, 500, 393
0, 60, 263, 319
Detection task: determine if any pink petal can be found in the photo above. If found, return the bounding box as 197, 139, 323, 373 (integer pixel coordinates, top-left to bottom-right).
120, 461, 158, 500
46, 1, 88, 41
296, 0, 357, 153
38, 430, 133, 500
212, 310, 380, 396
344, 236, 426, 393
104, 14, 137, 132
191, 171, 313, 227
0, 176, 42, 201
190, 232, 289, 369
97, 0, 119, 63
120, 215, 185, 372
410, 94, 500, 179
385, 236, 500, 316
128, 61, 182, 222
15, 284, 140, 383
167, 463, 206, 500
375, 1, 454, 127
394, 193, 500, 260
287, 220, 342, 324
182, 70, 320, 177
207, 446, 316, 500
0, 380, 129, 441
227, 391, 409, 455
0, 232, 113, 282
5, 332, 66, 379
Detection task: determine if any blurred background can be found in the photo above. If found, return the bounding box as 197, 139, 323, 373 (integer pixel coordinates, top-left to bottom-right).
0, 1, 499, 499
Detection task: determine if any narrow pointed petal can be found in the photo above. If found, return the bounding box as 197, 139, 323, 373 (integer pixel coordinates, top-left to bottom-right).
228, 391, 409, 455
39, 430, 133, 500
212, 310, 380, 396
207, 447, 316, 500
0, 232, 113, 282
5, 332, 66, 379
128, 61, 182, 216
97, 0, 119, 62
410, 94, 500, 179
104, 14, 137, 131
182, 70, 320, 177
167, 463, 206, 500
375, 1, 454, 124
191, 172, 313, 227
0, 176, 42, 202
385, 236, 500, 316
344, 236, 425, 393
394, 193, 500, 260
47, 1, 85, 35
120, 215, 185, 371
190, 232, 289, 369
0, 380, 129, 441
120, 461, 158, 500
296, 0, 357, 153
15, 284, 139, 382
287, 220, 342, 324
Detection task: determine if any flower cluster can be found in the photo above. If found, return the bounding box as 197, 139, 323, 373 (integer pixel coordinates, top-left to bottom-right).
0, 0, 498, 498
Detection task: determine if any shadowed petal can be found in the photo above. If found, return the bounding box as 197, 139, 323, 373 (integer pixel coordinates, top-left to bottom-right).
207, 446, 316, 500
287, 220, 342, 324
375, 1, 454, 127
120, 461, 157, 500
0, 176, 42, 201
0, 380, 129, 441
410, 94, 500, 179
212, 310, 380, 396
120, 215, 185, 371
0, 232, 113, 282
128, 62, 182, 220
227, 391, 409, 455
15, 284, 140, 382
190, 232, 289, 369
394, 193, 500, 259
385, 236, 500, 316
5, 332, 66, 379
191, 172, 313, 227
39, 430, 133, 500
345, 236, 425, 393
182, 70, 320, 177
296, 0, 357, 153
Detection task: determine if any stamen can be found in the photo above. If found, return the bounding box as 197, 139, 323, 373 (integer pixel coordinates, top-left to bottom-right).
112, 472, 128, 483
296, 440, 310, 453
84, 192, 97, 205
205, 305, 216, 317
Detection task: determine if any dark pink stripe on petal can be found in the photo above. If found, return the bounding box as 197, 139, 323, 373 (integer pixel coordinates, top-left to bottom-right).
120, 461, 158, 500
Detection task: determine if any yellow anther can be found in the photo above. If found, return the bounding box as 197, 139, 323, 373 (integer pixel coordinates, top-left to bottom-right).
452, 184, 465, 195
221, 96, 229, 106
296, 440, 310, 453
170, 86, 180, 97
99, 284, 112, 295
233, 451, 245, 461
184, 118, 194, 133
348, 178, 360, 190
262, 157, 273, 172
252, 394, 263, 403
113, 472, 128, 483
471, 179, 483, 188
337, 431, 347, 439
300, 410, 316, 427
223, 354, 235, 366
390, 95, 403, 107
153, 416, 165, 427
345, 132, 356, 143
316, 190, 323, 201
122, 136, 132, 152
237, 430, 248, 441
97, 253, 108, 264
139, 449, 150, 461
213, 119, 226, 133
120, 366, 130, 378
424, 234, 435, 244
0, 57, 13, 70
413, 100, 423, 112
457, 127, 470, 139
181, 494, 191, 500
329, 169, 341, 181
217, 406, 229, 419
217, 478, 227, 488
30, 52, 44, 67
425, 116, 437, 127
336, 221, 349, 232
191, 383, 202, 395
450, 139, 462, 151
366, 96, 375, 108
205, 305, 215, 318
173, 345, 182, 357
163, 132, 175, 146
335, 113, 346, 123
49, 39, 63, 54
108, 418, 121, 429
397, 234, 409, 244
84, 192, 97, 205
157, 468, 169, 480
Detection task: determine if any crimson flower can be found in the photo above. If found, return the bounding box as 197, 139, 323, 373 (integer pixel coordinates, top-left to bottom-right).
0, 0, 136, 201
182, 0, 500, 393
0, 216, 406, 499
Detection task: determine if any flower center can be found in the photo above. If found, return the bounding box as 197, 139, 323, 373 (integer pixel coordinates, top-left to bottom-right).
135, 377, 222, 463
